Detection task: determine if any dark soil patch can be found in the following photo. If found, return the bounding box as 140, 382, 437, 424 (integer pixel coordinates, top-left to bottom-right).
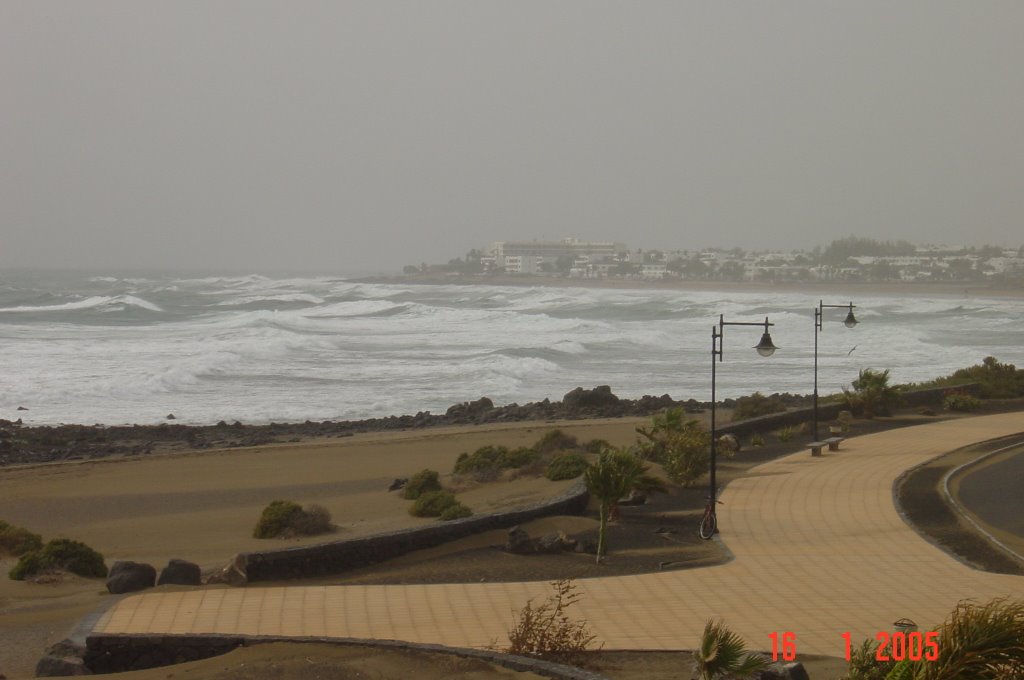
896, 435, 1024, 575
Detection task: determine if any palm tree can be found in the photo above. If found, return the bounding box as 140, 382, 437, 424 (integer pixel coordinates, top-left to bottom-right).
583, 448, 648, 563
912, 597, 1024, 679
846, 367, 901, 418
693, 619, 767, 680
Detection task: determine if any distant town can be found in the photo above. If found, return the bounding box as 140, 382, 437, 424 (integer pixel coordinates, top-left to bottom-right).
403, 237, 1024, 285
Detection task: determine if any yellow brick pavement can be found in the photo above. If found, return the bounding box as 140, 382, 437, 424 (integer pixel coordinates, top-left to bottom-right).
92, 412, 1024, 656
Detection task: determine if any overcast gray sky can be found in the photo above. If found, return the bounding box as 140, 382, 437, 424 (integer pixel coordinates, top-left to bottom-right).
2, 2, 1022, 274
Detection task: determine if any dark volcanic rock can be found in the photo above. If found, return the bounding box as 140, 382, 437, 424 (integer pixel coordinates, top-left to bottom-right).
35, 639, 87, 677
106, 561, 156, 594
757, 662, 810, 680
505, 525, 534, 554
562, 385, 620, 409
157, 558, 201, 586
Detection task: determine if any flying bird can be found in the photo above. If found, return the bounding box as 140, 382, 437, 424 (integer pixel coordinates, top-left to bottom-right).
847, 345, 857, 356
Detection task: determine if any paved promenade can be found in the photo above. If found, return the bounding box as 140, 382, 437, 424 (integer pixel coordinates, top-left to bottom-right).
92, 413, 1024, 657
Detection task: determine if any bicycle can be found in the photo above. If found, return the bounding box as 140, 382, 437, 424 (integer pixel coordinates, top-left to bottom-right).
698, 494, 723, 540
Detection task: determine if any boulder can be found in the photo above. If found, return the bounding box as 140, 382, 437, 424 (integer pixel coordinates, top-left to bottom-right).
205, 553, 247, 586
166, 413, 176, 420
505, 526, 534, 555
106, 561, 156, 594
445, 397, 495, 421
562, 385, 620, 410
618, 490, 647, 506
535, 532, 577, 554
718, 433, 741, 454
388, 478, 408, 492
157, 558, 201, 586
757, 662, 810, 680
35, 639, 87, 677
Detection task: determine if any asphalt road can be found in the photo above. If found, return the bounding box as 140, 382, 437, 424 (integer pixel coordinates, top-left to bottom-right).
957, 445, 1024, 540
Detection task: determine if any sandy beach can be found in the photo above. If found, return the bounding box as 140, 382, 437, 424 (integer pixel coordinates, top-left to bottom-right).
359, 273, 1024, 299
0, 417, 646, 677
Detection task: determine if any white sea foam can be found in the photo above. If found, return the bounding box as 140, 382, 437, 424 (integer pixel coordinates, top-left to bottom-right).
0, 295, 164, 313
2, 274, 1022, 425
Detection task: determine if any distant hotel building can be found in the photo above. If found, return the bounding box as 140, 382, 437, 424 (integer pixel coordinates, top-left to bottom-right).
490, 238, 629, 275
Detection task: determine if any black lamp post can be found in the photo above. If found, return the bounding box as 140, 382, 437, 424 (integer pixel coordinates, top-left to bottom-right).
813, 300, 857, 440
710, 315, 778, 520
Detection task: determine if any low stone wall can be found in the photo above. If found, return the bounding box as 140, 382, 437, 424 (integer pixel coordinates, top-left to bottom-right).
84, 633, 610, 679
244, 479, 590, 582
717, 384, 977, 440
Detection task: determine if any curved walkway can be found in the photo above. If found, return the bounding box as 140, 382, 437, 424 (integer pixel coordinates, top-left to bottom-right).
91, 413, 1024, 657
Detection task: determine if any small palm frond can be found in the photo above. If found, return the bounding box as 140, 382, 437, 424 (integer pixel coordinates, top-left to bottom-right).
693, 619, 767, 680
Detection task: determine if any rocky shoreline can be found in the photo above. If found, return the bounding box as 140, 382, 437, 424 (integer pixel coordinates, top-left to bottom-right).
0, 386, 813, 467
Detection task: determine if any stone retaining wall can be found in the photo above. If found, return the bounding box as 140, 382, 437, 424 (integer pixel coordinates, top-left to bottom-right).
84, 634, 610, 679
244, 479, 590, 582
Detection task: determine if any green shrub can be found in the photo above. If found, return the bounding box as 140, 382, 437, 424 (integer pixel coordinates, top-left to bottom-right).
10, 538, 108, 580
944, 391, 983, 412
253, 500, 304, 538
439, 502, 473, 521
750, 433, 765, 447
410, 490, 459, 517
453, 446, 540, 478
503, 446, 541, 469
0, 520, 43, 557
253, 500, 333, 539
534, 429, 578, 455
9, 551, 45, 580
926, 356, 1024, 399
545, 453, 590, 481
403, 469, 443, 499
731, 392, 786, 422
776, 426, 794, 442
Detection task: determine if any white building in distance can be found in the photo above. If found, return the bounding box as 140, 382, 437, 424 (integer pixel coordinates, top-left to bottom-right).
490, 238, 628, 274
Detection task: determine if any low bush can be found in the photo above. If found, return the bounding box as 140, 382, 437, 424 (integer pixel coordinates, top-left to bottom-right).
402, 469, 442, 499
776, 426, 795, 443
731, 392, 786, 422
502, 579, 597, 664
9, 538, 108, 580
410, 490, 460, 517
750, 433, 765, 447
288, 503, 333, 536
0, 520, 43, 557
439, 502, 473, 521
253, 500, 333, 539
453, 446, 539, 479
9, 551, 46, 581
253, 500, 303, 538
534, 429, 578, 455
921, 356, 1024, 399
944, 391, 983, 412
545, 453, 589, 481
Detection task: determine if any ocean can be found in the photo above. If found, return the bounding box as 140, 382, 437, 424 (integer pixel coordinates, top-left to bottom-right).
0, 271, 1020, 426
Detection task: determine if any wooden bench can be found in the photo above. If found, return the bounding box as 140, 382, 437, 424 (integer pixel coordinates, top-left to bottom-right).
808, 441, 826, 457
824, 436, 844, 451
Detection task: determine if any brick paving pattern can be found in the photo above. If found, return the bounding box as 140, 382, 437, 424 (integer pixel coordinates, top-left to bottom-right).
92, 413, 1024, 655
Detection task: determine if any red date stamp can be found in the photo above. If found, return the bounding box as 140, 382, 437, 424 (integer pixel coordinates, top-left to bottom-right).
769, 631, 940, 662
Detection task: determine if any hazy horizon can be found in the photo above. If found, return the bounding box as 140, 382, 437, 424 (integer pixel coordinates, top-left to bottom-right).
3, 2, 1022, 274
